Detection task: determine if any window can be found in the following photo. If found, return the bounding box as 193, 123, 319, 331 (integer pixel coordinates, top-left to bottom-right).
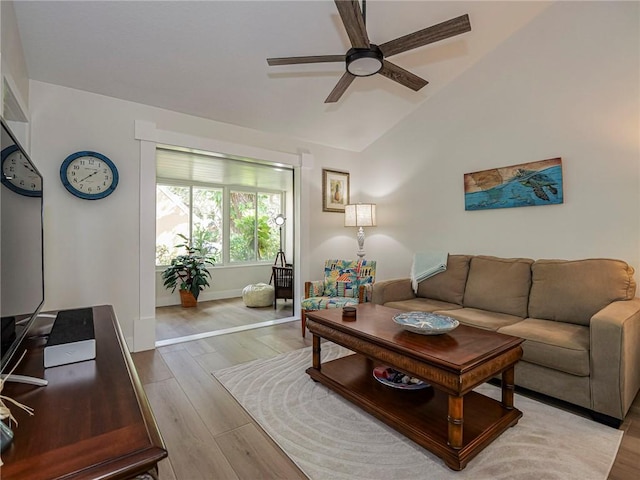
155, 147, 291, 267
156, 184, 224, 265
229, 191, 282, 262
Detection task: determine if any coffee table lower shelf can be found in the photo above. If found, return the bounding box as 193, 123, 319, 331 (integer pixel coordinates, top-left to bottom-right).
306, 353, 522, 471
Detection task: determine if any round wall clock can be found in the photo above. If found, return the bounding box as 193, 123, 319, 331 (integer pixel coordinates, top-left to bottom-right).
60, 151, 119, 200
1, 145, 43, 197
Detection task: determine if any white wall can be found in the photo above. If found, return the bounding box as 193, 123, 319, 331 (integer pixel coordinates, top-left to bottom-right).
28, 81, 361, 349
1, 0, 29, 114
22, 1, 640, 350
361, 1, 640, 281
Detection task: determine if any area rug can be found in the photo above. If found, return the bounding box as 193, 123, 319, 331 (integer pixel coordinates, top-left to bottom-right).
213, 344, 622, 480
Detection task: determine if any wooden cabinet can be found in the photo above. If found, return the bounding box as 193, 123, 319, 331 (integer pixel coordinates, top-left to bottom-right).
1, 305, 167, 479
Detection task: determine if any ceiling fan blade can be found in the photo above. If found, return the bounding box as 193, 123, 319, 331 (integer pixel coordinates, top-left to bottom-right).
379, 14, 471, 58
325, 72, 356, 103
335, 0, 370, 48
267, 55, 345, 66
378, 61, 428, 91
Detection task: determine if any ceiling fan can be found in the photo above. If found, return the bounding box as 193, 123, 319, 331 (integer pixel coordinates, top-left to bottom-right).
267, 0, 471, 103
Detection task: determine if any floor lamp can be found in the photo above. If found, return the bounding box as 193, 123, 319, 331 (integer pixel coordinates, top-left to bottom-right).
273, 214, 287, 266
344, 204, 377, 258
270, 214, 287, 285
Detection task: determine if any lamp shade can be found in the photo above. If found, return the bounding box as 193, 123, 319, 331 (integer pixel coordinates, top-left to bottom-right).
344, 204, 377, 227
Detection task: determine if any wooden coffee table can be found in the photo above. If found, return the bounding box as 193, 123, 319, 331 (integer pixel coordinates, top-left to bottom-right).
305, 303, 524, 471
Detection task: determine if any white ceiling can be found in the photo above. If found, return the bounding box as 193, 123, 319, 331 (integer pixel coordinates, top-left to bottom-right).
12, 1, 551, 152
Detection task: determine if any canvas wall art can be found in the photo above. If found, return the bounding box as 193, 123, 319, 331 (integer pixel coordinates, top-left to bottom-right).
464, 158, 563, 211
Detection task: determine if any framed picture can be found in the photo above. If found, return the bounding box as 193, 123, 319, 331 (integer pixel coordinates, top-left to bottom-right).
464, 157, 563, 211
322, 168, 350, 213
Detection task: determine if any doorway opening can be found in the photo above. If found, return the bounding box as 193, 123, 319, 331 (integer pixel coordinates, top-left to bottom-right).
154, 146, 297, 346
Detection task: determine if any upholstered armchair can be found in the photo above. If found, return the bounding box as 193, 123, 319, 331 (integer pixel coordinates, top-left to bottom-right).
300, 259, 376, 337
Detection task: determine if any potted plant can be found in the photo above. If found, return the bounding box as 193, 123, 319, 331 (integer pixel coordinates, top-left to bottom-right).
161, 234, 215, 307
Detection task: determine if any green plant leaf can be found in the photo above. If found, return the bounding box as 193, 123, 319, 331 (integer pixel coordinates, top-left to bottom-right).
161, 235, 215, 302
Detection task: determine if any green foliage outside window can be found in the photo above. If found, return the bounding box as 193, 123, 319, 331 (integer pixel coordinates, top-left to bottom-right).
230, 215, 279, 261
229, 191, 281, 263
157, 184, 282, 266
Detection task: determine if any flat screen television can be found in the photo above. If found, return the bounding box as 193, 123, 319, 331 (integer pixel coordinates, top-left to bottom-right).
0, 117, 44, 376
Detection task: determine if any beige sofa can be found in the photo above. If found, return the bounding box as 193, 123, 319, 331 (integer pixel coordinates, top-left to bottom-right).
372, 255, 640, 425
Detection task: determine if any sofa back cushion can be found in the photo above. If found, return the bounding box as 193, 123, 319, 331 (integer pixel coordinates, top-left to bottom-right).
528, 259, 636, 325
417, 255, 471, 305
463, 256, 533, 318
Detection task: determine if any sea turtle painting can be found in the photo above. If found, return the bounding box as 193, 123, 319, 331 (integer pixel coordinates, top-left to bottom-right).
512, 168, 558, 201
464, 157, 563, 210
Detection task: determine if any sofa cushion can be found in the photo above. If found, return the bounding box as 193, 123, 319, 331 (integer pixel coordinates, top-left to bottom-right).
439, 307, 523, 331
498, 318, 590, 376
417, 254, 471, 305
462, 256, 533, 318
385, 298, 463, 313
528, 259, 636, 326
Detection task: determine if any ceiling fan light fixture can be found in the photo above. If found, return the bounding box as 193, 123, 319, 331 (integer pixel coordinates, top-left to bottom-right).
346, 46, 383, 77
267, 2, 471, 103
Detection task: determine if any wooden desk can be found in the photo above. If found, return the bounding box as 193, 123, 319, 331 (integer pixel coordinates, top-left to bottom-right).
1, 305, 167, 479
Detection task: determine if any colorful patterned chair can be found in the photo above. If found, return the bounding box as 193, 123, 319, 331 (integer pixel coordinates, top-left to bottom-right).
300, 259, 376, 337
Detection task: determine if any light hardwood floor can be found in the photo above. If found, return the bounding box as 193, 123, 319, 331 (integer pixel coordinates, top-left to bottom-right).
156, 297, 294, 341
134, 311, 639, 479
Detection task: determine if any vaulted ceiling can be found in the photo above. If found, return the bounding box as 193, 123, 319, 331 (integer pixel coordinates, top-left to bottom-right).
13, 1, 551, 151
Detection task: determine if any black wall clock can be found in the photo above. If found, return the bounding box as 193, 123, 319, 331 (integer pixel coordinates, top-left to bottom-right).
60, 151, 119, 200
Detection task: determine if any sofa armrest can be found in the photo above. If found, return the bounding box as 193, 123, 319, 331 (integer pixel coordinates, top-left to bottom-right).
371, 278, 416, 305
590, 297, 640, 419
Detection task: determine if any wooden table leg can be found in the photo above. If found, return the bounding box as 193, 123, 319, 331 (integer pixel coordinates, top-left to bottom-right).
447, 395, 463, 450
312, 334, 321, 370
502, 366, 515, 410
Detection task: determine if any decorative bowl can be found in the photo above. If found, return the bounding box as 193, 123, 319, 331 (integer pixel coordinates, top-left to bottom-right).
393, 311, 459, 335
372, 365, 430, 390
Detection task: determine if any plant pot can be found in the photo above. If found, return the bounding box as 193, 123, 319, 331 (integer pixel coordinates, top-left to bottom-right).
179, 289, 197, 308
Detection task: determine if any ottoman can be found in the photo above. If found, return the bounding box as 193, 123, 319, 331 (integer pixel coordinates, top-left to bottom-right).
242, 283, 275, 307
